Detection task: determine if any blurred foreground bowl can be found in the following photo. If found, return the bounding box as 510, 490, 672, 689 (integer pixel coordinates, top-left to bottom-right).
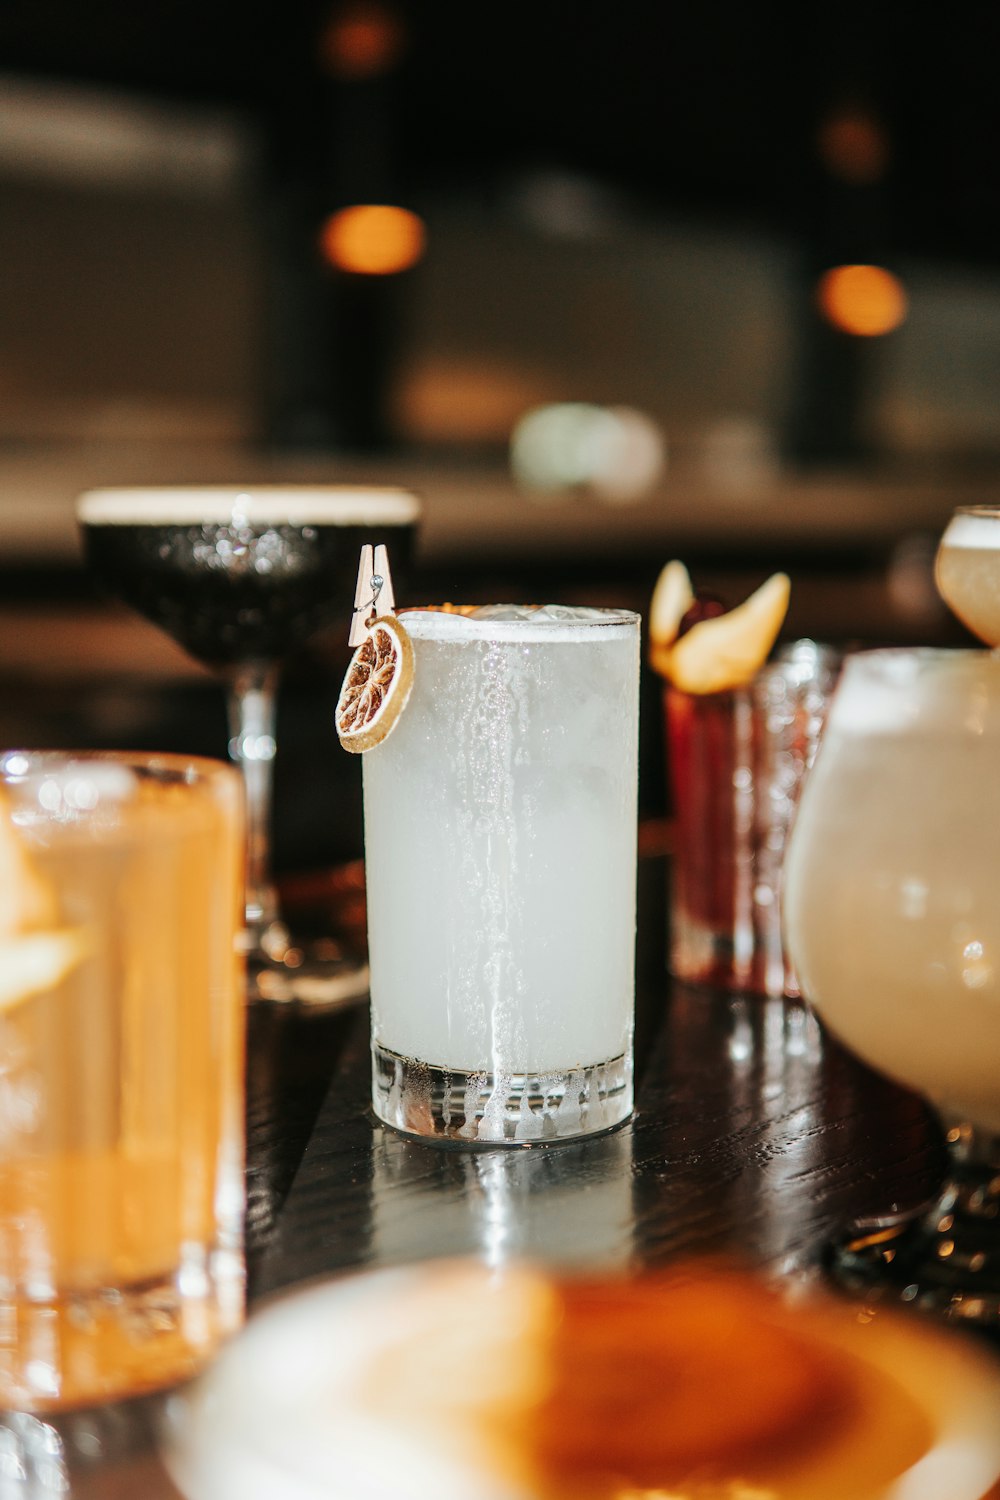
162, 1257, 1000, 1500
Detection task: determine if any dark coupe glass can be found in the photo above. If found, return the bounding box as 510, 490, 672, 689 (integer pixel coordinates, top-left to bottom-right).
78, 484, 420, 1005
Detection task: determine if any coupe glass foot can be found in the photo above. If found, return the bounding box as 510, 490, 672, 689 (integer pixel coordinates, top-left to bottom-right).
825, 1121, 1000, 1324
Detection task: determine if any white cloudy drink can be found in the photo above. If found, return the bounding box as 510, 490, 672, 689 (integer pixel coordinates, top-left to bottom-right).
784, 648, 1000, 1133
935, 507, 1000, 647
362, 605, 640, 1145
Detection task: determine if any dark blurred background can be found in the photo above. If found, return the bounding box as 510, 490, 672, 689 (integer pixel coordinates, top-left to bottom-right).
2, 0, 999, 868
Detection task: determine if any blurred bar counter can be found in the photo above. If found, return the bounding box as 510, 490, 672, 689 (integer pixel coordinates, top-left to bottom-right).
0, 443, 991, 630
0, 443, 995, 566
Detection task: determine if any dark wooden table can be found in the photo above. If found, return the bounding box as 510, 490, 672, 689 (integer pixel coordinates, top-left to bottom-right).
0, 848, 953, 1497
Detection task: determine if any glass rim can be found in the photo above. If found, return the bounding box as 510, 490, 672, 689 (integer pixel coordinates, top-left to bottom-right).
950, 506, 1000, 519
0, 748, 239, 787
75, 485, 422, 526
823, 645, 1000, 740
398, 605, 640, 641
833, 645, 995, 690
830, 644, 1000, 704
840, 644, 992, 667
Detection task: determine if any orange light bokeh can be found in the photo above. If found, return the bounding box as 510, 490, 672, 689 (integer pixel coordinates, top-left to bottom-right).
817, 109, 890, 184
816, 264, 908, 337
319, 2, 405, 79
320, 205, 426, 276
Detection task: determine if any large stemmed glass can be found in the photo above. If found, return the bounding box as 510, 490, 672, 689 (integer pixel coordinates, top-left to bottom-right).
76, 484, 420, 1006
784, 647, 1000, 1322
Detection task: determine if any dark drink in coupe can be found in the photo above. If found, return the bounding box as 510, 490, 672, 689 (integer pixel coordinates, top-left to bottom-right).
78, 487, 419, 668
75, 485, 422, 1006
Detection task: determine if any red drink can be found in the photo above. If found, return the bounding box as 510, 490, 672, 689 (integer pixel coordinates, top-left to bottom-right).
665, 641, 839, 997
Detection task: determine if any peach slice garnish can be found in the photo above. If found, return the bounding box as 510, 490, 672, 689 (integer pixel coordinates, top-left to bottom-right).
649, 560, 695, 647
668, 571, 790, 693
651, 570, 791, 693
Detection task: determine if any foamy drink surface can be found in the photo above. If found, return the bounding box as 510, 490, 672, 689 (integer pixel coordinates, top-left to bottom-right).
935, 509, 1000, 646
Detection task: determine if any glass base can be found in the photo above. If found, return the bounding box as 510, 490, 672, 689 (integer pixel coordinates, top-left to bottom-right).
825, 1122, 1000, 1324
0, 1390, 173, 1496
670, 907, 797, 999
372, 1042, 633, 1146
0, 1249, 244, 1412
248, 930, 370, 1009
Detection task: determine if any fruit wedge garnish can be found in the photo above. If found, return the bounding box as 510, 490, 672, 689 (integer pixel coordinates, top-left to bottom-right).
0, 786, 92, 1012
0, 928, 92, 1014
648, 567, 791, 693
336, 614, 415, 753
0, 791, 58, 935
649, 560, 695, 650
667, 572, 790, 693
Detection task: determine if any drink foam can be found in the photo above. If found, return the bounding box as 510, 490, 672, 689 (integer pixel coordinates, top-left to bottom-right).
400, 604, 639, 643
77, 486, 421, 527
829, 648, 1000, 736
940, 512, 1000, 549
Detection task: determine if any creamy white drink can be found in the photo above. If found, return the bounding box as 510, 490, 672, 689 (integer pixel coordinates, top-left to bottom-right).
362, 605, 640, 1144
784, 648, 1000, 1133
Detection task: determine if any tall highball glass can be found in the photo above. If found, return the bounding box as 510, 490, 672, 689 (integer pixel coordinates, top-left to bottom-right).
363, 605, 640, 1146
76, 485, 420, 1006
784, 647, 1000, 1321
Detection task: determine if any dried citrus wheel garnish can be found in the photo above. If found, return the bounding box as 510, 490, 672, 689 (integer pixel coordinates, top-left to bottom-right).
336, 614, 415, 753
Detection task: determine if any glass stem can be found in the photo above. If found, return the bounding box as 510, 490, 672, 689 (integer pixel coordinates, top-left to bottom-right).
225, 663, 285, 955
940, 1115, 1000, 1220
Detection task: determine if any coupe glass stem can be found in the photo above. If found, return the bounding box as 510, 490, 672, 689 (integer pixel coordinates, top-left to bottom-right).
225, 663, 286, 957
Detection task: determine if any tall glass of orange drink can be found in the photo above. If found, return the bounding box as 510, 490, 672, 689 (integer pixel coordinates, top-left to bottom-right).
0, 751, 245, 1410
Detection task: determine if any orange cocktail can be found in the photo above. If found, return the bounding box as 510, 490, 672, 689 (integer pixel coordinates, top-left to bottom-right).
0, 752, 245, 1410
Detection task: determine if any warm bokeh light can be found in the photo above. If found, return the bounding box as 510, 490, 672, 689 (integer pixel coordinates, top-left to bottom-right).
394, 359, 552, 445
816, 264, 908, 337
817, 107, 890, 184
319, 205, 426, 275
318, 1, 406, 79
510, 403, 666, 502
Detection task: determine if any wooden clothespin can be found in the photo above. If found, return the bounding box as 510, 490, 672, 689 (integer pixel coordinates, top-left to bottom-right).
348, 544, 397, 646
373, 544, 395, 613
348, 545, 374, 647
